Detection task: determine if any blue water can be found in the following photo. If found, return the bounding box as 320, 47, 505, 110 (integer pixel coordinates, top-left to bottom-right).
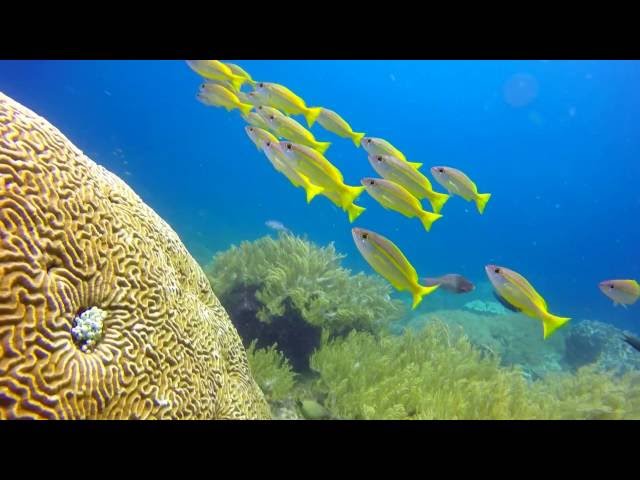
1, 60, 638, 334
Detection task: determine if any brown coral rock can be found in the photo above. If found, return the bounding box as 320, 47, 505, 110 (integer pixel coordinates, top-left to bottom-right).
0, 92, 270, 419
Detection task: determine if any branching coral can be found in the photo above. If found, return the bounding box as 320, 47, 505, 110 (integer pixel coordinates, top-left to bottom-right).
206, 233, 404, 333
205, 233, 405, 371
245, 341, 296, 402
310, 321, 640, 420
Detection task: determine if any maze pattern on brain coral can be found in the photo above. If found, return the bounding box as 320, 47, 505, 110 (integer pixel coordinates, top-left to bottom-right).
0, 92, 270, 419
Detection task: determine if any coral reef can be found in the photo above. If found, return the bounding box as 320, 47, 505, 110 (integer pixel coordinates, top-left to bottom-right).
205, 233, 405, 371
309, 322, 640, 419
564, 320, 640, 375
0, 92, 269, 419
403, 309, 567, 380
463, 299, 508, 315
245, 341, 296, 402
71, 307, 106, 353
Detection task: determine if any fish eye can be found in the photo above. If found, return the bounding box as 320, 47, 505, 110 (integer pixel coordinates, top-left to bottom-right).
270, 116, 275, 120
610, 284, 615, 289
438, 168, 445, 173
362, 233, 368, 239
494, 268, 501, 274
369, 180, 375, 185
265, 141, 271, 146
377, 156, 383, 162
367, 139, 372, 144
286, 143, 292, 150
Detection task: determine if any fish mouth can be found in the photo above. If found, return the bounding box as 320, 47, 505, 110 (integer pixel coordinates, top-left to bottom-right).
485, 264, 498, 275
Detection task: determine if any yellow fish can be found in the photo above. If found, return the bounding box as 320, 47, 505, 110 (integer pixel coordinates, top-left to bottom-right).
599, 279, 640, 307
224, 62, 256, 87
431, 166, 491, 214
237, 90, 268, 107
280, 141, 365, 222
186, 60, 248, 90
245, 125, 278, 151
245, 128, 324, 204
242, 111, 273, 132
258, 106, 331, 154
361, 137, 421, 169
362, 177, 442, 232
485, 265, 571, 339
316, 108, 365, 147
352, 227, 439, 309
197, 84, 253, 115
255, 82, 322, 127
368, 154, 450, 214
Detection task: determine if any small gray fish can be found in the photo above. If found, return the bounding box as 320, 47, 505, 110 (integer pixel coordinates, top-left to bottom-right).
422, 274, 475, 294
265, 220, 292, 234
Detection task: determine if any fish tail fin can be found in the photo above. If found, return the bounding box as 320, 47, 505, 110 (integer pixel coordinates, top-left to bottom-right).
305, 107, 322, 128
315, 141, 331, 155
412, 284, 440, 309
229, 75, 246, 92
305, 183, 324, 204
343, 184, 366, 206
351, 131, 365, 148
238, 102, 253, 116
408, 161, 423, 170
541, 312, 571, 340
419, 210, 443, 232
475, 192, 492, 214
428, 191, 450, 214
346, 203, 366, 223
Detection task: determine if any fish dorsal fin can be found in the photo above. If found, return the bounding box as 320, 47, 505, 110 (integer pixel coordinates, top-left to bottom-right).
507, 269, 547, 310
269, 83, 304, 104
370, 233, 418, 283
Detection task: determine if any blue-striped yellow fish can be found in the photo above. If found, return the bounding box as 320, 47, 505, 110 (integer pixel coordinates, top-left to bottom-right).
485, 265, 570, 339
352, 228, 439, 309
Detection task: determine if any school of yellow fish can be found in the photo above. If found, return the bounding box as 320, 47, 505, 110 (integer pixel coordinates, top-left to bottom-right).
187, 60, 639, 340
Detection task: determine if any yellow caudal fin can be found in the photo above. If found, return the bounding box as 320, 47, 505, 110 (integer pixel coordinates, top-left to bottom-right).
541, 312, 571, 340
304, 107, 322, 128
304, 183, 324, 204
419, 211, 443, 232
314, 141, 331, 155
343, 184, 366, 206
475, 193, 492, 214
428, 191, 450, 214
351, 131, 365, 148
238, 102, 253, 116
408, 161, 423, 170
346, 203, 366, 223
229, 74, 246, 92
412, 284, 440, 309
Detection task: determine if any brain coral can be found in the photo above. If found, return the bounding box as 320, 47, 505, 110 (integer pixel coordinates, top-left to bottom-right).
0, 92, 270, 419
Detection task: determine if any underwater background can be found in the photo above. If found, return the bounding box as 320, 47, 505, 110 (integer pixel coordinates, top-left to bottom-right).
2, 60, 640, 419
1, 60, 637, 331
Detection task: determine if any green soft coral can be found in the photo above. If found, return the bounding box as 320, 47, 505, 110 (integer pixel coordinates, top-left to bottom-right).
245, 341, 296, 402
205, 233, 404, 334
310, 322, 640, 419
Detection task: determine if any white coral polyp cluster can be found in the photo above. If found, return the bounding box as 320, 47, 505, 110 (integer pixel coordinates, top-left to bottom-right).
71, 307, 106, 352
